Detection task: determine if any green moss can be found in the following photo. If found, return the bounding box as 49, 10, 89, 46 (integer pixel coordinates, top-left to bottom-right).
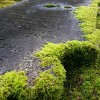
32, 68, 65, 100
0, 0, 21, 8
36, 41, 99, 68
67, 66, 100, 100
35, 40, 99, 100
0, 71, 28, 100
74, 0, 100, 47
43, 3, 60, 8
75, 6, 97, 34
65, 0, 100, 99
34, 42, 67, 100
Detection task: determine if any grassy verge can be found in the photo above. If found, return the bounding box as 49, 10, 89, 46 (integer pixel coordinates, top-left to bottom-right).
0, 0, 21, 8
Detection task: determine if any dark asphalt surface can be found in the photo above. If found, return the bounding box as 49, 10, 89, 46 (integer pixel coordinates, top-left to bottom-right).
0, 0, 90, 74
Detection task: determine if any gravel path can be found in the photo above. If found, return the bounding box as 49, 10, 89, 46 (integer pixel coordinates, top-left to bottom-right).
0, 0, 90, 82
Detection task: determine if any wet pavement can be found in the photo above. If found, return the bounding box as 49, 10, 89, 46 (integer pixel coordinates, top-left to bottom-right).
0, 0, 90, 74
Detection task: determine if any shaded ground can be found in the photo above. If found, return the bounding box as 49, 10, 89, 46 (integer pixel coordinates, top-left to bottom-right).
0, 0, 90, 77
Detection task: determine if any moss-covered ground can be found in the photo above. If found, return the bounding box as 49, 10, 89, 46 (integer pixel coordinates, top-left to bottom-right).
66, 0, 100, 99
75, 0, 100, 47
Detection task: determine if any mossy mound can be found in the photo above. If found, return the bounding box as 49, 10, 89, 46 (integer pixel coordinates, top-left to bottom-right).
35, 40, 99, 99
36, 40, 99, 69
0, 71, 27, 100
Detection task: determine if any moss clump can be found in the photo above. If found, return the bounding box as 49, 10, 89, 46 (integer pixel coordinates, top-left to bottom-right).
0, 71, 28, 100
35, 40, 99, 100
0, 0, 21, 8
31, 68, 66, 100
62, 41, 99, 68
64, 6, 72, 9
43, 3, 60, 8
36, 41, 99, 68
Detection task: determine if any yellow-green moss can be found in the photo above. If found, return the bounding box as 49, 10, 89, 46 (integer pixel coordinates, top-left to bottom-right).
0, 71, 28, 100
35, 40, 99, 100
0, 0, 21, 8
75, 0, 100, 47
65, 0, 100, 99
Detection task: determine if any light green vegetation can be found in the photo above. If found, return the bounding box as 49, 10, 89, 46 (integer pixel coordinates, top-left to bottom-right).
75, 0, 100, 47
0, 0, 21, 8
74, 0, 100, 67
36, 40, 99, 100
43, 3, 60, 8
65, 0, 100, 99
35, 41, 99, 68
0, 71, 28, 100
